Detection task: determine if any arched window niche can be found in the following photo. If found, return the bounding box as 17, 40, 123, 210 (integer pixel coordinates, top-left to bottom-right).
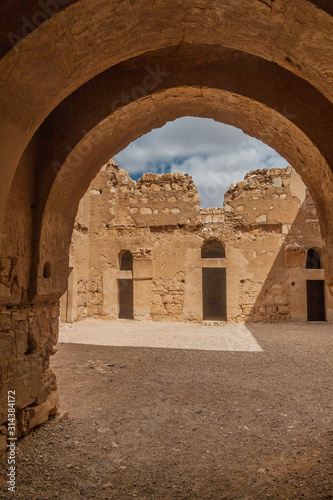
306, 248, 322, 269
119, 250, 133, 271
201, 240, 226, 259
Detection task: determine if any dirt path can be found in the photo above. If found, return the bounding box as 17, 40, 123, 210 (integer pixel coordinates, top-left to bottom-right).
1, 322, 332, 499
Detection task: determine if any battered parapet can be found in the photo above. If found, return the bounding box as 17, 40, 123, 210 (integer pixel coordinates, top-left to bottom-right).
223, 166, 305, 228
92, 163, 202, 230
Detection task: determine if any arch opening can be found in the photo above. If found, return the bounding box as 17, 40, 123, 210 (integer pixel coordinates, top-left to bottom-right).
120, 251, 133, 271
306, 248, 322, 270
32, 85, 333, 301
201, 240, 226, 259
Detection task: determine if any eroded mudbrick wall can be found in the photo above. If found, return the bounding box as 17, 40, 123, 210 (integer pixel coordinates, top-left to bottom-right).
61, 160, 333, 324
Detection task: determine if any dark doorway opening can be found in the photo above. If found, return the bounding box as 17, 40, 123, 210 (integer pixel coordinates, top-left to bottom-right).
202, 268, 227, 321
119, 279, 134, 319
306, 280, 326, 321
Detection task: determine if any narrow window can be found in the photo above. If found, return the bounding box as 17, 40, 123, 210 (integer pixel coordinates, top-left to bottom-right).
120, 251, 133, 270
201, 240, 225, 259
306, 248, 321, 269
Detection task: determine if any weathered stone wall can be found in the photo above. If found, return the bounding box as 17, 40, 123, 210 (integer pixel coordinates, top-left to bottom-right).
0, 160, 60, 460
0, 302, 60, 460
219, 167, 306, 322
151, 273, 185, 321
63, 160, 333, 325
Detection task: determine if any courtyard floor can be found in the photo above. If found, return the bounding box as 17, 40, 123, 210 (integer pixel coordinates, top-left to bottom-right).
1, 320, 333, 499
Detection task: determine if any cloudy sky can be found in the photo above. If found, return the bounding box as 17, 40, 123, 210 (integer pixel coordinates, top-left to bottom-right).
114, 117, 289, 208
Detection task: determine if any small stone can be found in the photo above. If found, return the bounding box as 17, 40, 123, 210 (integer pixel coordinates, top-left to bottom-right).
58, 411, 69, 422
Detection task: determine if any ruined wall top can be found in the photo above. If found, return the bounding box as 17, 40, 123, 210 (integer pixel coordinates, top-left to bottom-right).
222, 166, 307, 227
78, 160, 318, 238
87, 160, 201, 231
225, 166, 294, 200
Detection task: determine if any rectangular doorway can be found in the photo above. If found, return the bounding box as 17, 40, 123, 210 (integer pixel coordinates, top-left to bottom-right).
202, 268, 227, 321
119, 279, 134, 319
306, 280, 326, 321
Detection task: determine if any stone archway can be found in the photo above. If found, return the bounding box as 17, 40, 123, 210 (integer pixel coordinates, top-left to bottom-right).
0, 0, 332, 230
0, 0, 332, 444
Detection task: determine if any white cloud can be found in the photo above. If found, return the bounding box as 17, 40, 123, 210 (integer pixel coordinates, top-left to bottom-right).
114, 117, 288, 207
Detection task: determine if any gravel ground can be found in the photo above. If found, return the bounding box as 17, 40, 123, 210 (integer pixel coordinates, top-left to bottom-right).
0, 321, 332, 499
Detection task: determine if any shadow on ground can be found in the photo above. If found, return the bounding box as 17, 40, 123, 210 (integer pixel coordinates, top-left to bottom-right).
1, 322, 332, 499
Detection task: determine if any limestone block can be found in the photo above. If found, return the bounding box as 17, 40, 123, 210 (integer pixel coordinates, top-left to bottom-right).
162, 294, 174, 304
133, 259, 153, 280
278, 305, 290, 315
241, 306, 253, 315
273, 177, 283, 188
140, 207, 152, 215
151, 304, 165, 315
256, 213, 267, 223
168, 304, 182, 314
14, 323, 28, 355
0, 331, 16, 359
9, 283, 22, 305
50, 319, 59, 345
0, 283, 11, 303
51, 306, 60, 319
13, 354, 43, 412
28, 391, 60, 431
152, 294, 162, 304
12, 310, 28, 322
0, 311, 12, 331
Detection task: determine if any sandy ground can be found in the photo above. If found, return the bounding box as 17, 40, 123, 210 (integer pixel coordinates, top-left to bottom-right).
0, 320, 332, 499
59, 319, 263, 352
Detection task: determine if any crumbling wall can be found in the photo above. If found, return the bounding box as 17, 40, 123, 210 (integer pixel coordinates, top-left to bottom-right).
0, 300, 59, 459
115, 170, 201, 228
66, 160, 202, 322
220, 167, 307, 322
64, 161, 331, 326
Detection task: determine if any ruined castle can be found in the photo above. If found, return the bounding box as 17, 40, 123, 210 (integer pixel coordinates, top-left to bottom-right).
61, 161, 333, 324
